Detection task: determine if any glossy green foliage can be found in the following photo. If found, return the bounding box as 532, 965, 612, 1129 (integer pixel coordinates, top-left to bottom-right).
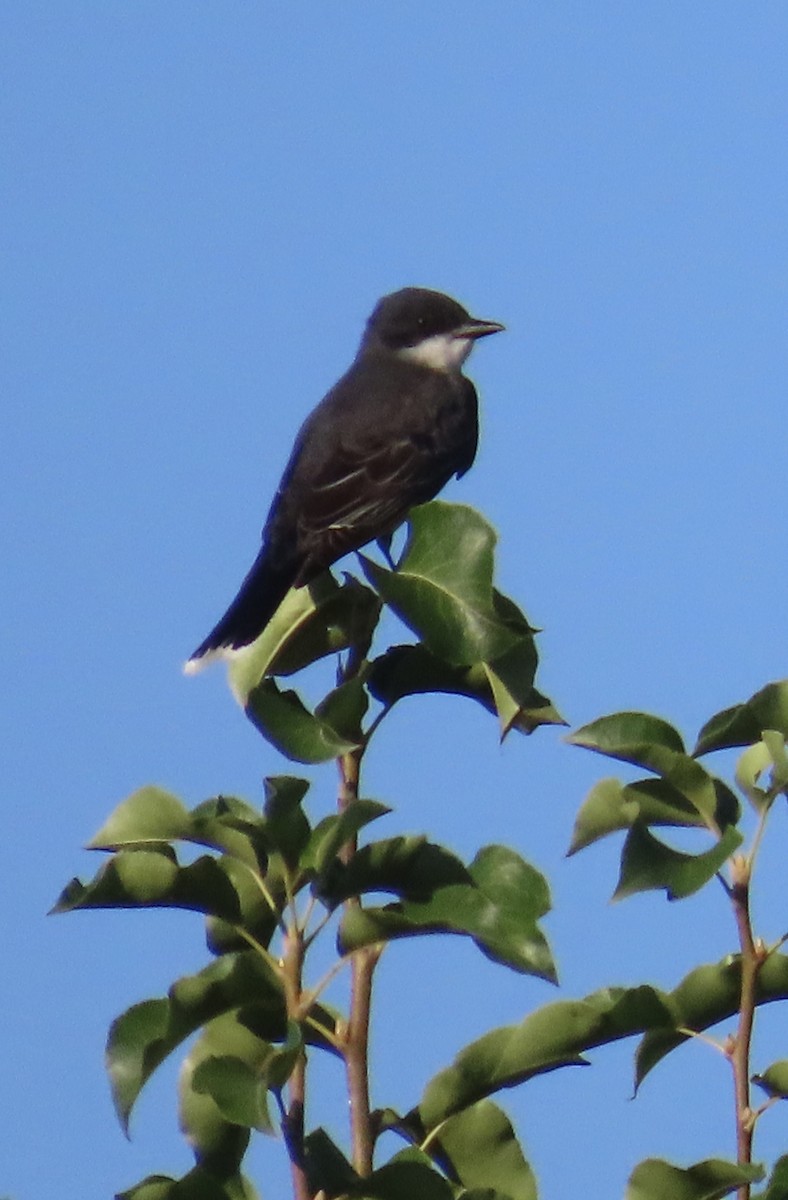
58, 504, 788, 1199
230, 502, 562, 757
625, 1158, 763, 1200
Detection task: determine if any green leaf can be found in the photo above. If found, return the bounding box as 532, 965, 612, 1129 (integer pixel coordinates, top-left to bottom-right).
695, 680, 788, 756
367, 643, 556, 736
189, 796, 271, 872
105, 952, 286, 1132
331, 840, 555, 979
355, 1151, 455, 1200
569, 775, 740, 855
263, 1020, 303, 1090
227, 572, 379, 699
191, 1056, 273, 1134
303, 1128, 360, 1197
736, 741, 775, 811
419, 984, 673, 1128
626, 1157, 763, 1200
52, 848, 243, 921
635, 952, 788, 1088
361, 502, 519, 667
306, 799, 391, 878
754, 1156, 788, 1200
568, 711, 686, 768
244, 677, 360, 763
117, 1177, 176, 1200
436, 1100, 537, 1200
314, 673, 369, 743
114, 1170, 259, 1200
752, 1060, 788, 1099
614, 823, 742, 901
262, 776, 311, 869
180, 1013, 272, 1171
88, 786, 192, 848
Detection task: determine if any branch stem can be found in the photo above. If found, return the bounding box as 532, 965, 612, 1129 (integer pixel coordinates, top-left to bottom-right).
338, 745, 380, 1176
282, 923, 310, 1200
730, 865, 760, 1200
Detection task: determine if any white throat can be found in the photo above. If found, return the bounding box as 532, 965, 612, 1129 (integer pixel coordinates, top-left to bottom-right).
400, 332, 473, 373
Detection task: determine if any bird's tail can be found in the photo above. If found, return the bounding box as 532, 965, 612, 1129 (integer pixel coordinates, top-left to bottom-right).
184, 548, 296, 674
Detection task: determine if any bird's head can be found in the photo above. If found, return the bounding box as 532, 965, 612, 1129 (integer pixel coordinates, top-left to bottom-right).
362, 287, 504, 372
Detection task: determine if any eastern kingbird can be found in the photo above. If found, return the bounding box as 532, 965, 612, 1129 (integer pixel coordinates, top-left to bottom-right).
185, 287, 504, 672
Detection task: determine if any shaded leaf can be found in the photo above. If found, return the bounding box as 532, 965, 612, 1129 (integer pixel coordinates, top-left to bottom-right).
262, 776, 311, 869
569, 776, 740, 855
419, 984, 674, 1127
106, 952, 286, 1132
333, 841, 555, 979
754, 1156, 788, 1200
436, 1100, 537, 1200
695, 680, 788, 756
244, 678, 360, 764
361, 503, 519, 667
635, 953, 788, 1088
52, 848, 242, 921
188, 796, 270, 871
368, 644, 554, 736
614, 823, 742, 901
303, 1128, 360, 1197
306, 799, 391, 878
752, 1060, 788, 1100
568, 711, 686, 768
355, 1150, 455, 1200
315, 673, 369, 743
626, 1157, 763, 1200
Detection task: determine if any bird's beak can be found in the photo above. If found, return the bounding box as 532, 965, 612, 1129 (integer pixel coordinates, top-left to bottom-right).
454, 318, 505, 340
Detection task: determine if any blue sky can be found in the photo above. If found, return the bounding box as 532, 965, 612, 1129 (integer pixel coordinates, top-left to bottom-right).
4, 4, 788, 1197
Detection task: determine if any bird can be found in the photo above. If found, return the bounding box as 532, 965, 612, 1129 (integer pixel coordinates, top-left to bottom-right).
185, 286, 504, 672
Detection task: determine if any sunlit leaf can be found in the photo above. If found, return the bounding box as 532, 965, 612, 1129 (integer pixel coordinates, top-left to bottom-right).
625, 1157, 763, 1200
614, 823, 742, 901
88, 786, 191, 849
244, 678, 360, 763
419, 984, 673, 1127
736, 741, 775, 811
635, 953, 788, 1088
191, 1055, 273, 1133
227, 572, 379, 700
361, 503, 519, 667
